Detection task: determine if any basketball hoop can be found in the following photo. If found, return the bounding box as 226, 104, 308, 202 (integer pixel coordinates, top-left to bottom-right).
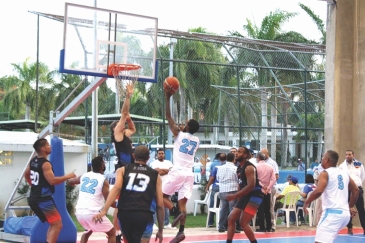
108, 64, 141, 98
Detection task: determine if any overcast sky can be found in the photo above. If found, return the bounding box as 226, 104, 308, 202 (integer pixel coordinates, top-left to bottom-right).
0, 0, 328, 78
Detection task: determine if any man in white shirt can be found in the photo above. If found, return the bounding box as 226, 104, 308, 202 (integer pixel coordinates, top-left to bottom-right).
205, 157, 212, 181
304, 150, 359, 242
339, 149, 365, 235
193, 158, 203, 184
149, 148, 173, 229
260, 148, 279, 232
216, 153, 238, 232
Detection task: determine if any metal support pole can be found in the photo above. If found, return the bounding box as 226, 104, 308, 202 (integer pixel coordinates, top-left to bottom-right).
91, 0, 98, 158
167, 38, 176, 144
35, 14, 40, 132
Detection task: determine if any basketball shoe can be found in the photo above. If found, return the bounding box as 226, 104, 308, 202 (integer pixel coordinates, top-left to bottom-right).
169, 231, 185, 243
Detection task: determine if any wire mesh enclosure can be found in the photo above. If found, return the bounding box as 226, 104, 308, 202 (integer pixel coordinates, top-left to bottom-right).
55, 29, 325, 169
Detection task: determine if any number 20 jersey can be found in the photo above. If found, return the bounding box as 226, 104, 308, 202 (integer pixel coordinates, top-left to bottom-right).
29, 157, 54, 197
118, 163, 158, 213
76, 171, 106, 212
173, 131, 200, 169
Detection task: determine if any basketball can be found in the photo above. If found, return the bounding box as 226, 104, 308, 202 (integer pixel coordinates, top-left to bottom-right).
164, 76, 180, 94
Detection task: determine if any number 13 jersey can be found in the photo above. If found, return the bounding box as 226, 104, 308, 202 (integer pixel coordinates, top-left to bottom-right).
118, 163, 158, 213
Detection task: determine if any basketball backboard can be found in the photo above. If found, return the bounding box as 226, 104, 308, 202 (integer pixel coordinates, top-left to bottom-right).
60, 3, 158, 83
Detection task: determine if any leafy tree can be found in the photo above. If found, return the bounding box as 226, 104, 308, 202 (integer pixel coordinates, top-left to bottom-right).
230, 9, 314, 166
2, 58, 50, 120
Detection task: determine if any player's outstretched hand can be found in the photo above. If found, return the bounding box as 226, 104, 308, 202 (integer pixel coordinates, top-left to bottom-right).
155, 230, 163, 243
67, 172, 77, 179
164, 89, 173, 99
126, 83, 134, 97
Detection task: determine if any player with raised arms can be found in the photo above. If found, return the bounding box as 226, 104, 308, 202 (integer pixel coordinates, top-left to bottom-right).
162, 76, 200, 243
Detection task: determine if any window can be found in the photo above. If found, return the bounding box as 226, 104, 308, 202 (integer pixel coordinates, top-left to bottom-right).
0, 150, 13, 165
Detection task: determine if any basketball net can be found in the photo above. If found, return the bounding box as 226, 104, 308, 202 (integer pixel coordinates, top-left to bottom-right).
108, 64, 141, 99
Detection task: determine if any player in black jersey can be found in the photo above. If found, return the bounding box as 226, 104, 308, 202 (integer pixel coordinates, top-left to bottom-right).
110, 83, 136, 167
93, 145, 164, 243
24, 138, 76, 243
226, 147, 264, 243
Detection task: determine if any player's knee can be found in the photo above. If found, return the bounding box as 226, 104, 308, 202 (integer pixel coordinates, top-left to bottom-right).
50, 219, 63, 230
106, 227, 116, 237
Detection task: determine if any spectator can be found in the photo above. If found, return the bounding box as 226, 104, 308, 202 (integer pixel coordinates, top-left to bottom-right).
260, 148, 279, 232
296, 174, 316, 224
310, 159, 319, 170
275, 176, 300, 224
255, 152, 276, 232
206, 153, 226, 228
248, 149, 257, 166
193, 158, 203, 184
216, 153, 239, 232
283, 174, 292, 188
205, 157, 212, 181
297, 159, 305, 171
149, 148, 174, 229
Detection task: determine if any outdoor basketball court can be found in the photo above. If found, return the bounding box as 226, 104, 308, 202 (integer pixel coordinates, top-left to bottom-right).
80, 228, 365, 243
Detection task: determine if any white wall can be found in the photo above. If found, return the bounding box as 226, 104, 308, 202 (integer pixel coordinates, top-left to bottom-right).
0, 132, 89, 217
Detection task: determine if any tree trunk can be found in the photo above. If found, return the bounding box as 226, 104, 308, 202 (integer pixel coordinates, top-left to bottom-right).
271, 104, 277, 161
282, 102, 289, 167
260, 92, 268, 149
317, 131, 323, 162
25, 103, 31, 132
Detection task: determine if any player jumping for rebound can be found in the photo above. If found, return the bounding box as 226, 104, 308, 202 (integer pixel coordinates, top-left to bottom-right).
162, 85, 200, 243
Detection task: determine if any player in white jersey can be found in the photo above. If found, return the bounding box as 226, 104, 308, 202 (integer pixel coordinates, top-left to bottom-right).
303, 150, 359, 243
162, 88, 200, 243
72, 156, 116, 243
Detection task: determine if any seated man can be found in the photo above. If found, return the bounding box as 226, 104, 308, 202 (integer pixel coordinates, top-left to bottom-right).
275, 176, 300, 224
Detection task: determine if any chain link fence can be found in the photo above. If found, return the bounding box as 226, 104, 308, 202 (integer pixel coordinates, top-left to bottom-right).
58, 30, 325, 169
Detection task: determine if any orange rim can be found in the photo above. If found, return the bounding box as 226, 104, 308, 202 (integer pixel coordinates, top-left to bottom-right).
108, 64, 141, 75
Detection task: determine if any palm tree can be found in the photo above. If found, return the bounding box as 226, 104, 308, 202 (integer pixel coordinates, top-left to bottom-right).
172, 27, 225, 128
231, 10, 313, 166
2, 58, 50, 120
299, 3, 326, 44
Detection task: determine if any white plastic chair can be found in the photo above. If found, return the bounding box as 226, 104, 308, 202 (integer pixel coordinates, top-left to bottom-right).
206, 192, 220, 229
194, 188, 212, 216
275, 191, 300, 227
296, 191, 316, 226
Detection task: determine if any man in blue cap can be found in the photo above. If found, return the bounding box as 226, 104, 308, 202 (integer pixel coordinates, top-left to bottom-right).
275, 176, 300, 224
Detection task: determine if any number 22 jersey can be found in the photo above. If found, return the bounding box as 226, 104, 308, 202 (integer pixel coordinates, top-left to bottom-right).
76, 171, 106, 212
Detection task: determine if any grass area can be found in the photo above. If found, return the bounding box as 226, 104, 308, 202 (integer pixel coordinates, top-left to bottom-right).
71, 213, 208, 232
